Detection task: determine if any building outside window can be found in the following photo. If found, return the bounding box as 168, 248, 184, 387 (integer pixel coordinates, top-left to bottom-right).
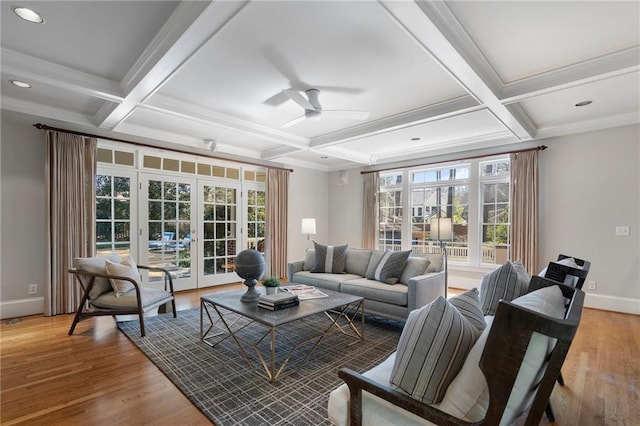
379, 156, 510, 266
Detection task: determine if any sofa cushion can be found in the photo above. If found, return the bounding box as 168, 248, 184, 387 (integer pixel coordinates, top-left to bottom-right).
390, 296, 480, 404
311, 241, 348, 273
291, 271, 362, 292
425, 253, 444, 273
74, 254, 122, 300
345, 248, 373, 277
340, 278, 408, 306
449, 288, 486, 332
105, 257, 139, 297
480, 260, 529, 316
399, 256, 430, 285
438, 285, 566, 424
365, 250, 411, 284
303, 249, 315, 271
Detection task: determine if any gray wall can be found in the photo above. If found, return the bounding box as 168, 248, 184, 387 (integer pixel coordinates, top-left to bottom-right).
326, 124, 640, 314
1, 110, 47, 317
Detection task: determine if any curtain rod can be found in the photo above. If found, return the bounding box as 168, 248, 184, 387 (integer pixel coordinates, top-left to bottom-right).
360, 145, 547, 174
33, 123, 294, 173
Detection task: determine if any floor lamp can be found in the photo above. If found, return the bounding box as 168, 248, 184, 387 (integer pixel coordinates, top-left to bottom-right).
430, 217, 452, 298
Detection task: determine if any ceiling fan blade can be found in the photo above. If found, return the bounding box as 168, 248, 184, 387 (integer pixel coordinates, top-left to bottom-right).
322, 110, 370, 120
280, 114, 307, 128
282, 89, 314, 110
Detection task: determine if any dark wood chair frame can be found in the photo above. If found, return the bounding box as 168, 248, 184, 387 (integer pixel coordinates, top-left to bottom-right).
338, 277, 585, 426
68, 265, 177, 337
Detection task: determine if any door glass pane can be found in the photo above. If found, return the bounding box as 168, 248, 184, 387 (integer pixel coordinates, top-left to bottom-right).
147, 179, 191, 281
203, 184, 238, 275
95, 174, 131, 258
246, 189, 265, 251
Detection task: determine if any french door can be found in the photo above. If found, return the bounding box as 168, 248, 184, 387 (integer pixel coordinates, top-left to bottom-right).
198, 180, 241, 286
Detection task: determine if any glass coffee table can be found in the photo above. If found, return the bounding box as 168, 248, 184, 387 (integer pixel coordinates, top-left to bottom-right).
200, 288, 365, 382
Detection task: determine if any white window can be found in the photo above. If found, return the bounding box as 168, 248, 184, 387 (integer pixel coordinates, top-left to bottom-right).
379, 156, 510, 266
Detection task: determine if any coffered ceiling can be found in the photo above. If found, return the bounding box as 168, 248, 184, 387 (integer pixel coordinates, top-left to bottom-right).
2, 1, 638, 171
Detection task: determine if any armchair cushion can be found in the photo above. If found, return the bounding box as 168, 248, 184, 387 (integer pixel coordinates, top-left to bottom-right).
105, 257, 139, 297
390, 294, 480, 403
311, 242, 348, 273
480, 260, 529, 315
74, 254, 122, 299
366, 250, 411, 285
91, 287, 173, 310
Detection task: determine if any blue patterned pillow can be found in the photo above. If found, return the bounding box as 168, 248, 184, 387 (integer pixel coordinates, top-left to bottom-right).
311, 241, 348, 273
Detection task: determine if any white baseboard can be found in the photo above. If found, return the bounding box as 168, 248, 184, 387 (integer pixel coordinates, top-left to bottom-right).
0, 297, 44, 320
584, 293, 640, 315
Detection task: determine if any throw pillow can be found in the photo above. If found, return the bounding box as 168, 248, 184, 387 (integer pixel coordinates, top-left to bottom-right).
449, 288, 486, 332
310, 242, 348, 273
438, 285, 566, 424
303, 249, 316, 271
105, 257, 139, 297
425, 252, 444, 273
345, 248, 373, 276
74, 254, 122, 300
399, 256, 430, 285
390, 296, 480, 404
365, 250, 411, 284
479, 260, 530, 316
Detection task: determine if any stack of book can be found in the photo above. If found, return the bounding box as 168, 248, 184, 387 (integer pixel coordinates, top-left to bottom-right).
258, 292, 299, 311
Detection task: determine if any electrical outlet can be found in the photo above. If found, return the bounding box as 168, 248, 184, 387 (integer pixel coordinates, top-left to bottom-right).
615, 226, 630, 236
28, 283, 38, 295
587, 281, 596, 291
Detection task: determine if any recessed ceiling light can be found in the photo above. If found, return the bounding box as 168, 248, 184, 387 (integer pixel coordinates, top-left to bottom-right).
411, 137, 421, 141
13, 7, 44, 23
575, 100, 593, 107
9, 79, 32, 88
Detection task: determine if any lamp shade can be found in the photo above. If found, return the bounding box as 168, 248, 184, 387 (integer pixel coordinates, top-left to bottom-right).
301, 218, 316, 235
430, 217, 452, 240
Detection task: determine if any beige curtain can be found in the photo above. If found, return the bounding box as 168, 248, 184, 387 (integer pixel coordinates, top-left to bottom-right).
510, 150, 539, 274
362, 172, 379, 249
45, 131, 97, 316
266, 168, 289, 279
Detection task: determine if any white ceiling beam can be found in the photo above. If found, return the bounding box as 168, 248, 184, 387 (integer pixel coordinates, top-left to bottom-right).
309, 96, 480, 149
96, 1, 249, 130
1, 48, 124, 103
2, 96, 97, 127
500, 47, 640, 104
379, 0, 536, 141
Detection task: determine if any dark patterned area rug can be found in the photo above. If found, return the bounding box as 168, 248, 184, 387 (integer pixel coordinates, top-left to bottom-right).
117, 307, 402, 425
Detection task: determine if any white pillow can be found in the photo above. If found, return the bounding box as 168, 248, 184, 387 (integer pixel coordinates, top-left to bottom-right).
105, 257, 139, 297
74, 254, 122, 299
438, 285, 566, 425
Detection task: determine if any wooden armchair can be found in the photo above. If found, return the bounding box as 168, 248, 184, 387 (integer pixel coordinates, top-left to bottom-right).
336, 277, 585, 425
69, 261, 177, 337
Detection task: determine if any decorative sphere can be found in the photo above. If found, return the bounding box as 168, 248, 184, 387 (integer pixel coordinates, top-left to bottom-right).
235, 249, 266, 281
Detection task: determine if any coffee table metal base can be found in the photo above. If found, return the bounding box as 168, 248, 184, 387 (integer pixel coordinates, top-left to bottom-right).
200, 297, 365, 382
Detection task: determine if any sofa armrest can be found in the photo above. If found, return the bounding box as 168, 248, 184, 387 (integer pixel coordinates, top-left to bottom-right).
406, 271, 446, 312
287, 261, 304, 282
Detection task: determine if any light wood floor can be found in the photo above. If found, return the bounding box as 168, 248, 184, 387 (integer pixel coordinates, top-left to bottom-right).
1, 285, 638, 425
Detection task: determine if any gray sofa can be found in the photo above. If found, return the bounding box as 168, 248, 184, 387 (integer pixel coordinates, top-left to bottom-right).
287, 248, 445, 321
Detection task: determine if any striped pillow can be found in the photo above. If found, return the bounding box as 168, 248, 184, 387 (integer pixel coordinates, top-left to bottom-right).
365, 250, 411, 284
390, 296, 480, 403
480, 260, 530, 316
310, 242, 348, 273
449, 288, 486, 332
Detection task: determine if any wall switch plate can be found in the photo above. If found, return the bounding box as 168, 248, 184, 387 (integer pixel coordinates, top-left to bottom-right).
28, 283, 38, 295
615, 226, 630, 236
587, 281, 596, 290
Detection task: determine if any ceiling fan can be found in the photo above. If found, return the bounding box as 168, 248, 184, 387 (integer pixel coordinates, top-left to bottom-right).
280, 88, 369, 128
